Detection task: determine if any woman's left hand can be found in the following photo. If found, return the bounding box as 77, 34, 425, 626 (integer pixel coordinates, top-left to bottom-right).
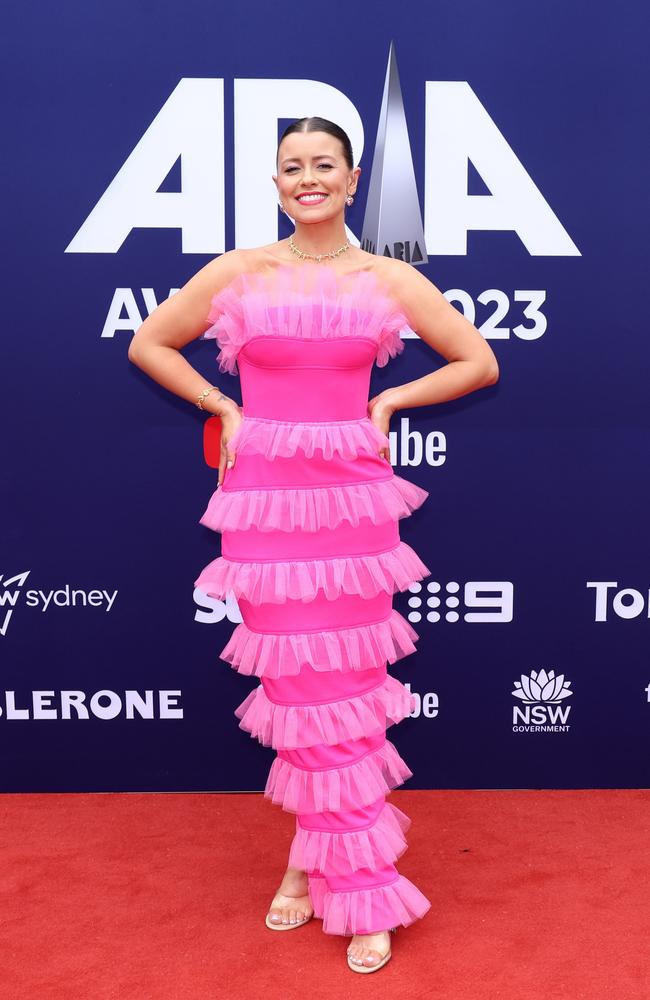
368, 390, 398, 462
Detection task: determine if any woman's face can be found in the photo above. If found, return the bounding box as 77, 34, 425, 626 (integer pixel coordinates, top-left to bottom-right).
273, 130, 360, 223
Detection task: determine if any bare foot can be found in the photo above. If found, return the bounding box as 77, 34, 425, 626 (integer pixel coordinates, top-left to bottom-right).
347, 930, 392, 968
267, 866, 314, 926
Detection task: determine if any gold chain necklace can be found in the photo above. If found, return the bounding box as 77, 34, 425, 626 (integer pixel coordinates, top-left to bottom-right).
288, 233, 351, 263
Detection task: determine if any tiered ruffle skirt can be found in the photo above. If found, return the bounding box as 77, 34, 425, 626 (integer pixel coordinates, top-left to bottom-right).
195, 417, 432, 936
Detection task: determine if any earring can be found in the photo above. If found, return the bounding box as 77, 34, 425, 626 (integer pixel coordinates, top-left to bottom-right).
278, 201, 286, 214
345, 195, 354, 206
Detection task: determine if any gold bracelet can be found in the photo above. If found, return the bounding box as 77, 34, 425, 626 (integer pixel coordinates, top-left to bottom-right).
196, 386, 226, 410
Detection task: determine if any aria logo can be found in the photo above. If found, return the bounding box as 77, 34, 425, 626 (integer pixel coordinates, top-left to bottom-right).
512, 668, 572, 733
360, 42, 427, 266
67, 45, 579, 258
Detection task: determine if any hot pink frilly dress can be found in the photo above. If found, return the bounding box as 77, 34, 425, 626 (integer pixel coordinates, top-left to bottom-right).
194, 262, 432, 936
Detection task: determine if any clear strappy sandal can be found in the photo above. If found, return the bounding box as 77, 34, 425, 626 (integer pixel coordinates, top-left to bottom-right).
346, 927, 397, 973
265, 892, 314, 931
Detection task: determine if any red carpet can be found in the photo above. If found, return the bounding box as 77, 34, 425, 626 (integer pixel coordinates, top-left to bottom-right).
2, 790, 648, 999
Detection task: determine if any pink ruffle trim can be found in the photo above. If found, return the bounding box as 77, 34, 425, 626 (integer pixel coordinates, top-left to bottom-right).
195, 540, 430, 606
226, 415, 390, 461
219, 608, 420, 678
264, 738, 412, 813
289, 801, 412, 875
322, 872, 432, 936
234, 672, 416, 750
201, 264, 408, 375
199, 474, 429, 534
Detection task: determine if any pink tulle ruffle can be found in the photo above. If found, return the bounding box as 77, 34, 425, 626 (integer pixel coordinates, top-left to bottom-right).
289, 801, 412, 875
195, 540, 430, 606
226, 415, 390, 461
322, 872, 432, 936
201, 264, 408, 375
199, 474, 429, 534
219, 608, 420, 678
265, 738, 412, 813
234, 672, 416, 750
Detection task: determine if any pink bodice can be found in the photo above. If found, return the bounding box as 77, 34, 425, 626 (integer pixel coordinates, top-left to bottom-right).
199, 263, 410, 462
197, 260, 429, 572
203, 263, 405, 382
238, 336, 376, 422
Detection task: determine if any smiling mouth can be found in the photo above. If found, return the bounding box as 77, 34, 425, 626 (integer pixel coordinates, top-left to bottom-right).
295, 193, 328, 204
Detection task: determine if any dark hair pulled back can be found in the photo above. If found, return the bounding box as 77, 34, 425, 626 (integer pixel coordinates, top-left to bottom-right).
277, 117, 354, 170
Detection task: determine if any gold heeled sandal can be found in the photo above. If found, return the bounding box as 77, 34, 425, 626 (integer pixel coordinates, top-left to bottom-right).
346, 927, 397, 973
265, 891, 314, 931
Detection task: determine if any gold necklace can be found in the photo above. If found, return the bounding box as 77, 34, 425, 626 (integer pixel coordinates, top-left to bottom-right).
288, 233, 351, 263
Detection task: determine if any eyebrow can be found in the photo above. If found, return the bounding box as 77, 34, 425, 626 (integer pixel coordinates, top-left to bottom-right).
280, 154, 337, 166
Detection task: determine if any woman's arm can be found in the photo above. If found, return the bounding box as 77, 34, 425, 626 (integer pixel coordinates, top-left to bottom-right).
369, 259, 500, 456
127, 248, 246, 484
127, 247, 245, 413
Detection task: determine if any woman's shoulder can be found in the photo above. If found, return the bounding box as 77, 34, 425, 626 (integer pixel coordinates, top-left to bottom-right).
370, 256, 444, 317
369, 254, 426, 288
204, 247, 267, 288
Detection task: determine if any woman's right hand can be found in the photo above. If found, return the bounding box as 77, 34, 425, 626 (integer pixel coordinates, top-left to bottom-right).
215, 399, 244, 487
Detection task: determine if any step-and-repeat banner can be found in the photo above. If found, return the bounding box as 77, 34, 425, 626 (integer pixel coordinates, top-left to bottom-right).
3, 2, 647, 791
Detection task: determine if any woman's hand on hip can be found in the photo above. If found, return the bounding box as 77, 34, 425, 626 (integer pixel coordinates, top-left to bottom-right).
367, 390, 398, 463
217, 400, 244, 486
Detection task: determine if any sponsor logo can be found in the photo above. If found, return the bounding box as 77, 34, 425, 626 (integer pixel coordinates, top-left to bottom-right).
512, 669, 572, 733
587, 582, 650, 621
67, 57, 579, 258
388, 417, 447, 468
404, 681, 439, 719
193, 588, 242, 625
406, 581, 513, 624
0, 571, 118, 637
0, 690, 182, 721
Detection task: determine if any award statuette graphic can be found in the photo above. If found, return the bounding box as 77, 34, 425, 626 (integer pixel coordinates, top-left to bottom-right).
360, 41, 428, 266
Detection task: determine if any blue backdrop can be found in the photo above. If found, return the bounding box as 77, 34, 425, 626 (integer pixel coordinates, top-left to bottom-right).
3, 0, 648, 791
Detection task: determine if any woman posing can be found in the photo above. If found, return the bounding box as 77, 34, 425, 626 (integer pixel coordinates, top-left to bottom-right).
129, 116, 499, 974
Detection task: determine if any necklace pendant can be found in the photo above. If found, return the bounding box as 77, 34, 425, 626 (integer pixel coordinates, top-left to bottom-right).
288, 233, 350, 262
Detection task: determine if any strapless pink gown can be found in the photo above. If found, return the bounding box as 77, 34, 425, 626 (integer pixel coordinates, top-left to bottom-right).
194, 263, 432, 936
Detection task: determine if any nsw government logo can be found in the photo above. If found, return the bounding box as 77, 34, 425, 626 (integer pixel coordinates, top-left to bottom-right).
511, 669, 572, 733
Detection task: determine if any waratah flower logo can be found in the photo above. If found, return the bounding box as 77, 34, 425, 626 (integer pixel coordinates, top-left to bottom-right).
512, 669, 572, 704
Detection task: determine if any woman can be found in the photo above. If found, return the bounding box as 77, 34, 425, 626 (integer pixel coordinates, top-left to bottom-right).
128, 116, 499, 973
